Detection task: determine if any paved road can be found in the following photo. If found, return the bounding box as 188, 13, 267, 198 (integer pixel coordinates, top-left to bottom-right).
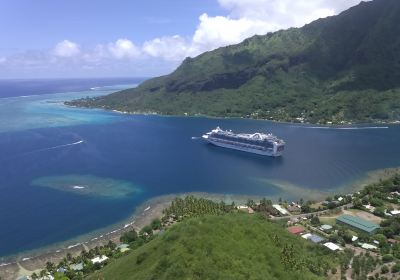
270, 203, 353, 220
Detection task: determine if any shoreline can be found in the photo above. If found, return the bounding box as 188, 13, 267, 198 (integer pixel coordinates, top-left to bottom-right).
0, 191, 266, 262
64, 103, 400, 127
2, 168, 400, 279
0, 195, 173, 280
0, 192, 266, 280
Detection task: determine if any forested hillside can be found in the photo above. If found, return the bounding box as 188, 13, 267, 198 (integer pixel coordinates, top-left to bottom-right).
88, 214, 336, 280
68, 0, 400, 124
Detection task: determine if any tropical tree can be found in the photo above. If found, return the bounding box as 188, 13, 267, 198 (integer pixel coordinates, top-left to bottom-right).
46, 261, 55, 273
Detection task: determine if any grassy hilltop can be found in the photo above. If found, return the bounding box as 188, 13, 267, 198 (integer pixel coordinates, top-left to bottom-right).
87, 213, 335, 280
68, 0, 400, 124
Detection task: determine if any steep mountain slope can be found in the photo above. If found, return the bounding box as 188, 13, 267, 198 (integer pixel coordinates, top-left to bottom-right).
87, 214, 335, 280
68, 0, 400, 124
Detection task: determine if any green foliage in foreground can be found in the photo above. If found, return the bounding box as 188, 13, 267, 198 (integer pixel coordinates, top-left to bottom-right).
163, 195, 235, 219
88, 213, 336, 280
68, 0, 400, 124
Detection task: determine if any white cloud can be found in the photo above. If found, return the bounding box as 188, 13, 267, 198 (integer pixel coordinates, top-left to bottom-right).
189, 0, 364, 55
191, 13, 277, 54
53, 40, 80, 57
82, 44, 109, 64
139, 0, 365, 61
143, 35, 189, 61
0, 0, 368, 78
108, 39, 141, 59
217, 0, 361, 27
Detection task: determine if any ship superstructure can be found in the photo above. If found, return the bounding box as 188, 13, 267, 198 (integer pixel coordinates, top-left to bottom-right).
202, 127, 285, 157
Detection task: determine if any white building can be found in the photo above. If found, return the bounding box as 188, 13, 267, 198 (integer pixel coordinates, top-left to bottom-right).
91, 255, 109, 264
272, 204, 289, 215
390, 210, 400, 216
323, 242, 342, 251
301, 233, 312, 239
361, 243, 378, 250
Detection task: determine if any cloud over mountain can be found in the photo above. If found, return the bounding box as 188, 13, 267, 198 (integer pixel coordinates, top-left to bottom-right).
0, 0, 368, 77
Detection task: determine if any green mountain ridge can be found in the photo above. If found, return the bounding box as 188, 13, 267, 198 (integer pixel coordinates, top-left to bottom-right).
68, 0, 400, 124
87, 214, 335, 280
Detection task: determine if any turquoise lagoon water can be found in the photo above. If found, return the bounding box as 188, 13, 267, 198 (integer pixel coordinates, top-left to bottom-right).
0, 78, 399, 258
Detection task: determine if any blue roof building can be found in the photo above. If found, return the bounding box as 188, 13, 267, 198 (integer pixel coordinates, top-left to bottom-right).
309, 235, 325, 244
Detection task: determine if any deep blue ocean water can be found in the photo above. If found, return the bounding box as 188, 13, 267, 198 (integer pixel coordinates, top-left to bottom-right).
1, 78, 400, 258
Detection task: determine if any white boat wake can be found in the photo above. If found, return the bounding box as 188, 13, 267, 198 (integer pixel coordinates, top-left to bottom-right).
44, 140, 83, 150
31, 140, 84, 153
1, 140, 85, 162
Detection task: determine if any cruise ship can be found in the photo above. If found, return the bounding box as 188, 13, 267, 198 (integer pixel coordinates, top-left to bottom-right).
202, 127, 285, 157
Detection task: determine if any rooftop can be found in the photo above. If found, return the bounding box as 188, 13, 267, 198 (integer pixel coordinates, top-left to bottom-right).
390, 210, 400, 215
336, 215, 380, 233
71, 263, 84, 271
91, 255, 109, 264
117, 243, 129, 249
287, 226, 305, 235
361, 243, 378, 250
320, 224, 333, 230
324, 242, 341, 251
301, 233, 312, 239
309, 235, 325, 244
273, 204, 289, 215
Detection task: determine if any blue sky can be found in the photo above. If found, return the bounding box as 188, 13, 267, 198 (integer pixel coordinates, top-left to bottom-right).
0, 0, 365, 78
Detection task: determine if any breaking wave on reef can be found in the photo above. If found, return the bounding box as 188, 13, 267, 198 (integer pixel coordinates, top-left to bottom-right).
294, 126, 389, 130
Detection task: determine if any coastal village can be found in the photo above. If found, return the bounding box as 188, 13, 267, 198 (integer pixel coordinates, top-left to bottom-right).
2, 173, 400, 280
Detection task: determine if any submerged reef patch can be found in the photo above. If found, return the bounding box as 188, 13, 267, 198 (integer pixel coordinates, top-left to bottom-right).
31, 174, 140, 199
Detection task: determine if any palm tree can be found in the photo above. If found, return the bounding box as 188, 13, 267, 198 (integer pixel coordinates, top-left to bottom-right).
66, 252, 73, 262
39, 269, 47, 278
46, 261, 55, 273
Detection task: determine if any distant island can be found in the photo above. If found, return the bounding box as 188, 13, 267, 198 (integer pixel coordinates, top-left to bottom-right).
66, 0, 400, 125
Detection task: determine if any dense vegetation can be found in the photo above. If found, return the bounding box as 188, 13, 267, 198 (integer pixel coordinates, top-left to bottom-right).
88, 214, 336, 280
68, 0, 400, 124
32, 181, 400, 280
162, 195, 236, 219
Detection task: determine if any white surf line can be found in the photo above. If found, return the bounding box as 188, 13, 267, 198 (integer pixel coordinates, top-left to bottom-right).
294, 126, 389, 130
0, 94, 42, 100
124, 221, 135, 228
67, 243, 81, 249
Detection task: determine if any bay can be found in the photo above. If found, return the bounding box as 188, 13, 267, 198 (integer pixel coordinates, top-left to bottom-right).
0, 78, 399, 258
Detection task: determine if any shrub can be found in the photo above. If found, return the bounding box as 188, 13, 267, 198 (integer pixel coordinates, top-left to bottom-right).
151, 218, 162, 230
381, 254, 394, 263
120, 230, 138, 243
391, 263, 400, 273
136, 251, 149, 264
381, 265, 389, 274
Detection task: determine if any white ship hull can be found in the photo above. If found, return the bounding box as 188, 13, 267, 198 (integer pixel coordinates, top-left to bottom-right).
202, 135, 283, 157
